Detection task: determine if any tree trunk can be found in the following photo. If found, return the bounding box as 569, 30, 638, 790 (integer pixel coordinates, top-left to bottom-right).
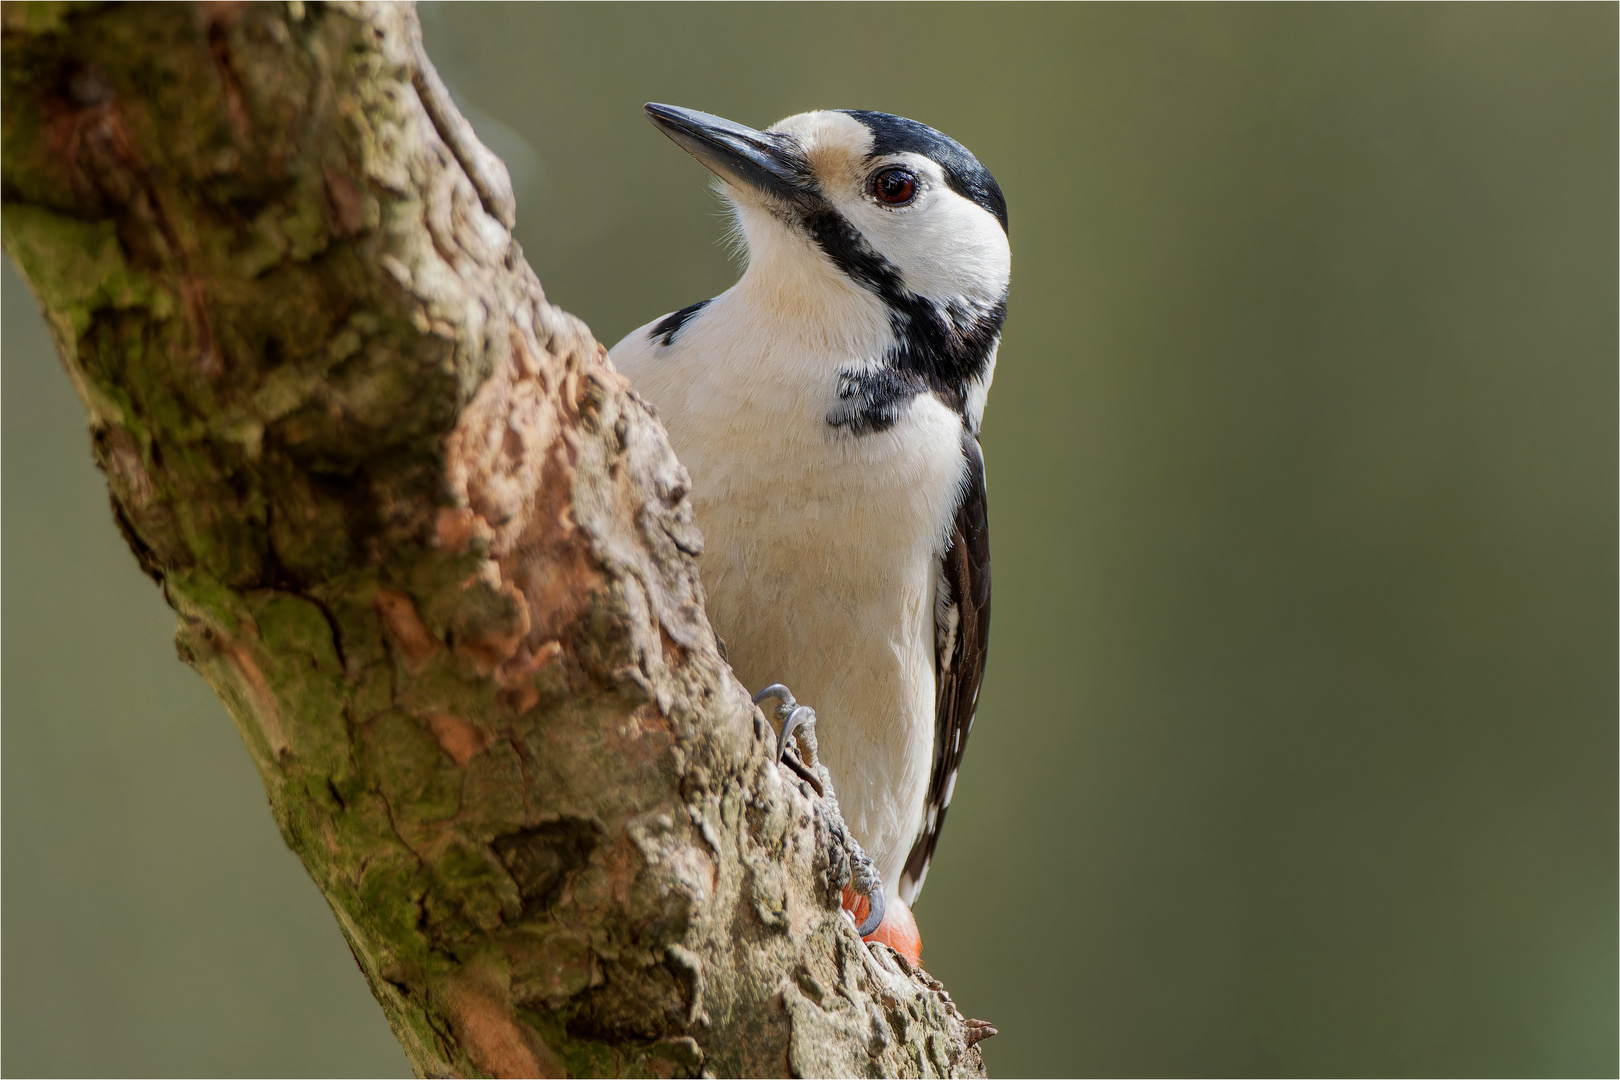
1, 2, 991, 1077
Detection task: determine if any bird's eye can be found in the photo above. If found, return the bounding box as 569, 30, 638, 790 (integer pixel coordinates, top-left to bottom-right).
871, 167, 918, 206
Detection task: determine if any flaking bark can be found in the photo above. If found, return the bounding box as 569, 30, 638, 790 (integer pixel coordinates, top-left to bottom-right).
0, 3, 991, 1077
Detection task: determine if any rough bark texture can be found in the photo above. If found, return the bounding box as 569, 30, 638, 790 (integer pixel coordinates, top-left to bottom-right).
1, 3, 991, 1077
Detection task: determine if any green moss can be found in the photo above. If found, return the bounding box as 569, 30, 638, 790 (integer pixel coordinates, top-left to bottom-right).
242, 591, 358, 774
526, 1021, 703, 1080
356, 856, 433, 950
267, 479, 353, 581
170, 487, 267, 586
235, 206, 289, 278
429, 836, 522, 933
393, 654, 471, 716
3, 2, 84, 37
167, 569, 251, 628
347, 662, 394, 724
0, 204, 174, 336
328, 786, 404, 866
253, 364, 321, 422
280, 190, 330, 261
251, 591, 342, 671
514, 1011, 631, 1080
324, 577, 391, 670
363, 709, 464, 823
566, 1039, 631, 1078
453, 744, 527, 834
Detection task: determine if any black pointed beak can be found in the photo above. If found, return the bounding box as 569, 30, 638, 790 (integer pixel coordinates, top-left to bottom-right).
645, 103, 813, 206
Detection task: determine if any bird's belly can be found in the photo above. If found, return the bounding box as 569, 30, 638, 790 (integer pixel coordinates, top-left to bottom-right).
679, 396, 966, 899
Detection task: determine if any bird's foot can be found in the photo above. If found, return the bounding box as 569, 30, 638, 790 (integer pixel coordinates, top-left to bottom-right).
752, 683, 827, 796
836, 834, 888, 938
842, 886, 921, 966
752, 683, 891, 941
752, 684, 813, 765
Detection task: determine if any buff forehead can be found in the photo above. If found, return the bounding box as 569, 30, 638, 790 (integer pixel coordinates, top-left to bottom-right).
768, 110, 876, 196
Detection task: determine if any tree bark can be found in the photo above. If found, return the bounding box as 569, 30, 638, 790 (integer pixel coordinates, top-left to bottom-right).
1, 3, 991, 1077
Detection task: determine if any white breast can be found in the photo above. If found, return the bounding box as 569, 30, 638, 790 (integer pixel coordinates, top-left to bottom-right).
611, 272, 966, 902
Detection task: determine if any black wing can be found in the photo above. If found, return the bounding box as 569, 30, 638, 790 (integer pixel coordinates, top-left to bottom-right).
898, 427, 991, 906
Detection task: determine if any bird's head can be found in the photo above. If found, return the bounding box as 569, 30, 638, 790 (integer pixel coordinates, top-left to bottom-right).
645, 104, 1009, 376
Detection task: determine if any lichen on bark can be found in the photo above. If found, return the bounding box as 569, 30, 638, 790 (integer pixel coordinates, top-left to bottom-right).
1, 3, 991, 1076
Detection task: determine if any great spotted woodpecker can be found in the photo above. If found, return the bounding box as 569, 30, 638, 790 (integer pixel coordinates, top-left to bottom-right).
610, 104, 1008, 964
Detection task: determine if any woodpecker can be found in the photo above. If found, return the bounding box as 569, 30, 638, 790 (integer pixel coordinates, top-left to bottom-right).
610, 104, 1008, 961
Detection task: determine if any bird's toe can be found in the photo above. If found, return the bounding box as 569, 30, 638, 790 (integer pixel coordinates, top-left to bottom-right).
843, 888, 921, 966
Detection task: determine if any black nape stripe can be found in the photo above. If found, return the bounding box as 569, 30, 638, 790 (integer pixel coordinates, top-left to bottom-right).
802, 206, 1006, 409
840, 110, 1008, 234
650, 298, 712, 347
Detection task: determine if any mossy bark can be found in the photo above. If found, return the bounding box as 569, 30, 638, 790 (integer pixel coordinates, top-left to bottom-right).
1, 3, 990, 1077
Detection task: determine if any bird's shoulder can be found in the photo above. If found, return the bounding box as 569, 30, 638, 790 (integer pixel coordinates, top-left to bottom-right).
610, 297, 711, 373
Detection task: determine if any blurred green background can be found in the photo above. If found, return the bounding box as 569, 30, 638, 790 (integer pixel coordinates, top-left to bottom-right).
4, 4, 1614, 1076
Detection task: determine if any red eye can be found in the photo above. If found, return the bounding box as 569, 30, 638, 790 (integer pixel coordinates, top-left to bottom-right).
872, 167, 918, 206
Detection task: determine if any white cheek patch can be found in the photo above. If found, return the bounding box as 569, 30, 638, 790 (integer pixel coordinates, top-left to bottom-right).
836, 158, 1010, 307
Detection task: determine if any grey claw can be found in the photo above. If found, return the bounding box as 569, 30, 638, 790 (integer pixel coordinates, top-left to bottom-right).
856, 887, 885, 937
775, 704, 814, 764
753, 684, 796, 709
853, 884, 885, 937
753, 684, 808, 763
848, 846, 886, 936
